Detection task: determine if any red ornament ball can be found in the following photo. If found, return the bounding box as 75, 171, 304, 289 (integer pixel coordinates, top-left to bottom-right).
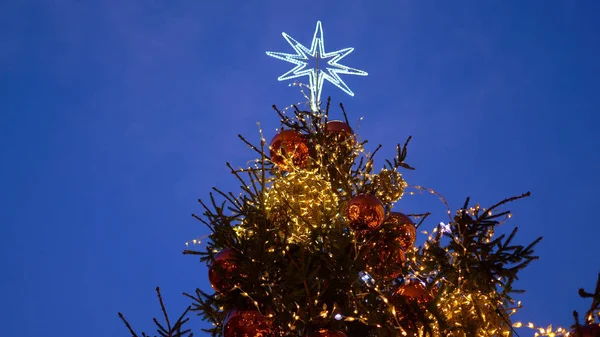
363, 240, 406, 281
391, 281, 434, 325
392, 281, 433, 305
568, 324, 600, 337
346, 194, 385, 231
208, 248, 241, 293
325, 120, 353, 141
223, 309, 274, 337
385, 212, 416, 251
269, 130, 309, 171
308, 329, 347, 337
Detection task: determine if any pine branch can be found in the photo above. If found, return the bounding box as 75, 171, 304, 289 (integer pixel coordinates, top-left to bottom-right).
339, 102, 351, 127
395, 136, 415, 170
237, 134, 266, 158
119, 288, 192, 337
271, 104, 294, 128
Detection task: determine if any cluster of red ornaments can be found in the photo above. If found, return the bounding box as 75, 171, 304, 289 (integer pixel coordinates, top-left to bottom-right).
345, 194, 428, 323
269, 120, 353, 171
346, 193, 416, 281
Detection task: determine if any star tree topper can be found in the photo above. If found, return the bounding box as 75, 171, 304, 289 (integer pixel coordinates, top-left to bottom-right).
266, 21, 368, 112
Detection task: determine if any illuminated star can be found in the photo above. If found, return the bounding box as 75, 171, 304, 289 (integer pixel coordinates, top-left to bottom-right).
266, 21, 368, 112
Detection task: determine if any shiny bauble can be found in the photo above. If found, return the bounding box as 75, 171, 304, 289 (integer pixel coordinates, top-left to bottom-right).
208, 248, 241, 293
346, 194, 385, 232
269, 130, 309, 171
392, 281, 433, 305
223, 308, 274, 337
308, 328, 347, 337
568, 324, 600, 337
325, 120, 353, 141
385, 212, 416, 251
363, 241, 406, 281
391, 281, 433, 324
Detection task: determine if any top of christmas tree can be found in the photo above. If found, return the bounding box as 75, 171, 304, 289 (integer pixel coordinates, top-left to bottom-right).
119, 20, 600, 337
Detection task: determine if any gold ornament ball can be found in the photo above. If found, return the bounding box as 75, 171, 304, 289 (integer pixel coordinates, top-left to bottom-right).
208, 248, 242, 293
346, 194, 385, 232
385, 212, 416, 251
372, 169, 407, 204
269, 130, 309, 171
223, 309, 274, 337
308, 329, 348, 337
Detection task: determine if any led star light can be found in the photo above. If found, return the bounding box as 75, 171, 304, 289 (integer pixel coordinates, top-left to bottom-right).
266, 21, 368, 112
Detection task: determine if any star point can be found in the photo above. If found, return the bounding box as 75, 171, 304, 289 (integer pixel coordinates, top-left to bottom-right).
266, 21, 368, 112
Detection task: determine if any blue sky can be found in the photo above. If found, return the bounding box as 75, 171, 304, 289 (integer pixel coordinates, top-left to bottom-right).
1, 1, 599, 336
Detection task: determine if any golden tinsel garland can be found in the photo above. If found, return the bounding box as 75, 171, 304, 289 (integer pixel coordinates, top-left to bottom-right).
265, 171, 339, 243
372, 169, 407, 204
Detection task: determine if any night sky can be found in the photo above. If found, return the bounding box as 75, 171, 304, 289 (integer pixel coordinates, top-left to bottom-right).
1, 1, 599, 336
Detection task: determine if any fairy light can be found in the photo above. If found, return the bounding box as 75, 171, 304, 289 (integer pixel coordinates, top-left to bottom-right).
512, 321, 570, 337
407, 185, 453, 221
184, 235, 208, 247
264, 170, 339, 243
188, 105, 551, 337
358, 271, 377, 288
266, 21, 368, 112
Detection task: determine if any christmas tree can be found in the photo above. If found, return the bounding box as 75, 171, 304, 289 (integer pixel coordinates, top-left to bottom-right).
119, 21, 599, 337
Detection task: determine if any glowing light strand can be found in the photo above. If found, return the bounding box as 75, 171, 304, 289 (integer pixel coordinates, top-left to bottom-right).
266, 21, 368, 112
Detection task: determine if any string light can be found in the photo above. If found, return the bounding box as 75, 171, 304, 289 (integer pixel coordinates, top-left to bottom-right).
511, 321, 570, 337
184, 235, 208, 247
359, 271, 376, 287
264, 170, 339, 243
187, 106, 552, 337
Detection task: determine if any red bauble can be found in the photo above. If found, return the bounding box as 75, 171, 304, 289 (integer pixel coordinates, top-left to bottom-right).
363, 241, 405, 281
346, 194, 385, 231
325, 120, 353, 141
568, 324, 600, 337
308, 329, 347, 337
208, 248, 241, 293
269, 130, 309, 171
385, 212, 416, 251
391, 281, 433, 326
223, 309, 274, 337
392, 281, 433, 305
